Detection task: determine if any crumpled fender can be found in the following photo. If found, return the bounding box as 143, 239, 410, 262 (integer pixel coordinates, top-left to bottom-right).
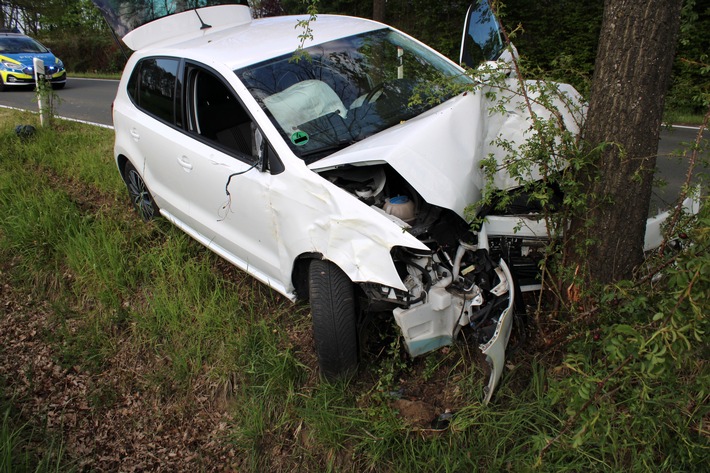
266, 162, 429, 294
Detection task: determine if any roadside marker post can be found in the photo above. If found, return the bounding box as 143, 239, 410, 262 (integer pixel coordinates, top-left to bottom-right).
33, 57, 49, 126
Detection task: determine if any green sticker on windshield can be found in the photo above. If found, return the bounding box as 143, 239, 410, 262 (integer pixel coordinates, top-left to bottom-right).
291, 131, 309, 146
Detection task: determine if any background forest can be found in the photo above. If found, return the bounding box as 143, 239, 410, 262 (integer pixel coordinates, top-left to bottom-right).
0, 0, 708, 116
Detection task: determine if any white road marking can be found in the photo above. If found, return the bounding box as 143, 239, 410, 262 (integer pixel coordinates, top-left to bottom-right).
0, 104, 114, 129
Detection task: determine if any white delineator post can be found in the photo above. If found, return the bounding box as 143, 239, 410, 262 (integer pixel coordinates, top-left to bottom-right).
33, 57, 48, 126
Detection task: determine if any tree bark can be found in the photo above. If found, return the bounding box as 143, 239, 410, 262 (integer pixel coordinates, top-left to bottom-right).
373, 0, 385, 22
565, 0, 683, 285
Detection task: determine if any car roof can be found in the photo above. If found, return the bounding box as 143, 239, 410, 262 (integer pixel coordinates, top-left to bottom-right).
126, 6, 384, 70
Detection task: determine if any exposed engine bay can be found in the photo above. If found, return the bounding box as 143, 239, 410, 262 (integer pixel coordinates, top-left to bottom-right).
318, 163, 517, 402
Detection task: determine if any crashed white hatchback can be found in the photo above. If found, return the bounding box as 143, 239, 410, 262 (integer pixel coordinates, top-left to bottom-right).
108, 1, 677, 402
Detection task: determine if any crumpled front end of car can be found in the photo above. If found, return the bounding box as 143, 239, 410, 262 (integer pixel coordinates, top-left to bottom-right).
369, 240, 516, 404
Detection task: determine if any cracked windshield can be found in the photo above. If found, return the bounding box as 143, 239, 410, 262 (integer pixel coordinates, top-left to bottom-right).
236, 29, 473, 163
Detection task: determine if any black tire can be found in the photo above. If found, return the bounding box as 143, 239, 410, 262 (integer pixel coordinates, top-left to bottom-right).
51, 82, 65, 90
123, 161, 159, 221
0, 76, 5, 92
309, 259, 359, 380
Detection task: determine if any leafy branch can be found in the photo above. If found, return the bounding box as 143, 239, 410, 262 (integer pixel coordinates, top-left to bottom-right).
292, 0, 319, 63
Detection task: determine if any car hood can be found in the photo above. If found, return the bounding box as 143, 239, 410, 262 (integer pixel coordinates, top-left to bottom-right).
310, 93, 487, 218
310, 82, 584, 218
1, 52, 57, 67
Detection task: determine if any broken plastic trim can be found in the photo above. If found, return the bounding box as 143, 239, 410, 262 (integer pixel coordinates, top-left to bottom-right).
479, 258, 514, 404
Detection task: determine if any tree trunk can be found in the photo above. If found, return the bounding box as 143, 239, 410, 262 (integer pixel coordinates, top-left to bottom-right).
373, 0, 385, 22
565, 0, 683, 286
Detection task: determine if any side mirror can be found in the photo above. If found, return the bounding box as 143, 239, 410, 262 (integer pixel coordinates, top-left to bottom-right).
254, 127, 285, 175
254, 126, 265, 161
460, 1, 505, 69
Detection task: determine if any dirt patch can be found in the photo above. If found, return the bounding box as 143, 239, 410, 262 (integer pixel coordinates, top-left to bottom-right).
390, 399, 437, 428
0, 263, 241, 471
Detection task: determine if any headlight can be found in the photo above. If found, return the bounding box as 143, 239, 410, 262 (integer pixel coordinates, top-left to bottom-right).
1, 61, 23, 71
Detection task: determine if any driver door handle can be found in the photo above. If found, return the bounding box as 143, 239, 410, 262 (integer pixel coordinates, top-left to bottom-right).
177, 155, 193, 171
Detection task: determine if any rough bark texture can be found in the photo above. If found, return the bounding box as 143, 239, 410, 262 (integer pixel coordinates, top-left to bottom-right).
566, 0, 683, 285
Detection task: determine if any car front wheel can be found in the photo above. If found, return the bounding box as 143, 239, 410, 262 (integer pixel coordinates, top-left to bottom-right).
308, 259, 359, 380
123, 161, 159, 221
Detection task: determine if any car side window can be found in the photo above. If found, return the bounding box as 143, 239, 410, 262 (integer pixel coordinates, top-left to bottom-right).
127, 58, 181, 125
186, 66, 257, 161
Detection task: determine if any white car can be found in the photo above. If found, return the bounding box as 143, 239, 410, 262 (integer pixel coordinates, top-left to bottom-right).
108, 1, 686, 402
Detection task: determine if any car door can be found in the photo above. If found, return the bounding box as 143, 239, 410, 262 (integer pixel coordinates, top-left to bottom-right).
120, 56, 194, 225
169, 63, 284, 288
460, 0, 506, 68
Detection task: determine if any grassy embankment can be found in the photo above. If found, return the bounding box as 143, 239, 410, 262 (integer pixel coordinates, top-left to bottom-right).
0, 110, 707, 471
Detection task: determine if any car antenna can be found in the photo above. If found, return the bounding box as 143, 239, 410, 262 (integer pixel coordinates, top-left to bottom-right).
194, 9, 212, 30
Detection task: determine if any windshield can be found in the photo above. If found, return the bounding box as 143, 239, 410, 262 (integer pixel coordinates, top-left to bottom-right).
0, 36, 49, 54
236, 29, 472, 163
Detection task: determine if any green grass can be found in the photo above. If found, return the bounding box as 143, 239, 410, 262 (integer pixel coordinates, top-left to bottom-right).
1, 391, 71, 473
663, 109, 707, 126
67, 72, 121, 80
0, 110, 707, 471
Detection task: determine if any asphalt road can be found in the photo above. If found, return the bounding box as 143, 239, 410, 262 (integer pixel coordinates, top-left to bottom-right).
0, 77, 116, 127
653, 125, 706, 213
1, 77, 706, 213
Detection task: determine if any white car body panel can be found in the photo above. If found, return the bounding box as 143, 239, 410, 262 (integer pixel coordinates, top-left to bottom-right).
312, 79, 584, 218
480, 258, 515, 404
644, 195, 700, 251
311, 93, 487, 218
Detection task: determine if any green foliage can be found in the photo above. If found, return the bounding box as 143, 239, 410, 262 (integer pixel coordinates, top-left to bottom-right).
667, 0, 710, 116
499, 0, 602, 97
453, 5, 709, 467
544, 203, 709, 469
291, 0, 319, 63
39, 35, 126, 74
1, 392, 72, 472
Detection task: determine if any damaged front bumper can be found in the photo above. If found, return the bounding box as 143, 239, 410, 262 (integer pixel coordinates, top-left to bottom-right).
365, 237, 516, 404
365, 192, 701, 404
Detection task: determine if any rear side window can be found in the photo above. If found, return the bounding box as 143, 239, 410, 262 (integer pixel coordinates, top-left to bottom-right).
127, 58, 181, 125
